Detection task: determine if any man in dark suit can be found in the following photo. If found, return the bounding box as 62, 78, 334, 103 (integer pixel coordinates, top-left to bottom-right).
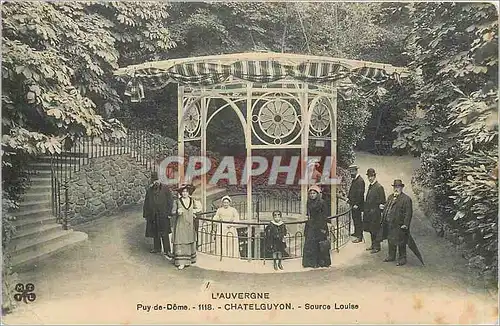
381, 179, 413, 266
347, 164, 365, 243
363, 168, 386, 253
143, 172, 174, 260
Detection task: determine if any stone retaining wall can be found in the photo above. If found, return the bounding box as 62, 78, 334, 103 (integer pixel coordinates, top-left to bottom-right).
67, 155, 150, 225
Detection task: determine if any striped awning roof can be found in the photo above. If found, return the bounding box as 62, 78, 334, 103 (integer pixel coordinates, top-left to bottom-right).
119, 52, 407, 101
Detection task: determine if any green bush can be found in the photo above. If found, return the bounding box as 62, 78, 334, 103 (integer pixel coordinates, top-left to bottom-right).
389, 2, 498, 284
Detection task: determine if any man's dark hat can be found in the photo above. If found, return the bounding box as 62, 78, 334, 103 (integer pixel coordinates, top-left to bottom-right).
392, 179, 405, 187
176, 183, 196, 195
366, 168, 376, 176
150, 171, 159, 181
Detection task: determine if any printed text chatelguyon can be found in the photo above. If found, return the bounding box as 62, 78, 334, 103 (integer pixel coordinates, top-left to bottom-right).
136, 292, 359, 312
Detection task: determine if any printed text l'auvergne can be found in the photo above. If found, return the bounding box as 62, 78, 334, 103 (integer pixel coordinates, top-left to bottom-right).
211, 292, 271, 300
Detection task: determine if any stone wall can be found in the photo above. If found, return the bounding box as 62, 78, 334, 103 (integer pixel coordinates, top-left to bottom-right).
67, 155, 150, 225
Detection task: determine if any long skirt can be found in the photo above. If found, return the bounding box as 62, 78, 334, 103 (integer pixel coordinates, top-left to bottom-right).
173, 243, 197, 266
302, 226, 331, 268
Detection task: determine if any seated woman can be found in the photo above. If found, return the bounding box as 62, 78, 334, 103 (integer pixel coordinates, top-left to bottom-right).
213, 196, 240, 258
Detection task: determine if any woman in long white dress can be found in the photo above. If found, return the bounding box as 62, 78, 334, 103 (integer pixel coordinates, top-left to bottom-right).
171, 184, 202, 270
213, 196, 240, 258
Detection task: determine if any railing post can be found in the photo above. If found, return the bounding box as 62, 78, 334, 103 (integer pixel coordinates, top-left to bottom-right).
256, 196, 260, 223
255, 227, 261, 261
247, 225, 252, 262
50, 155, 55, 216
336, 216, 340, 252
63, 181, 69, 230
348, 207, 352, 236
220, 222, 223, 261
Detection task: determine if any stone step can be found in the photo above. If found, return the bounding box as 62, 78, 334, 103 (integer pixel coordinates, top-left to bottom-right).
28, 169, 52, 177
11, 231, 88, 272
9, 228, 75, 256
27, 183, 52, 191
22, 191, 52, 201
12, 207, 53, 219
18, 199, 51, 210
29, 162, 82, 171
29, 177, 52, 186
12, 215, 58, 231
11, 223, 62, 244
38, 154, 88, 161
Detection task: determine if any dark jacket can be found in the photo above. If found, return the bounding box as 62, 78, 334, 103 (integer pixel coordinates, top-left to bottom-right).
302, 197, 331, 267
380, 192, 413, 245
265, 222, 287, 254
143, 183, 174, 237
363, 181, 386, 233
348, 175, 365, 210
306, 197, 329, 235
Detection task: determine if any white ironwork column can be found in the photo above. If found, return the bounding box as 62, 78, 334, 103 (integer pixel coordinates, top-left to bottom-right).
178, 85, 185, 186
300, 83, 309, 218
246, 82, 253, 260
201, 96, 207, 212
331, 84, 338, 216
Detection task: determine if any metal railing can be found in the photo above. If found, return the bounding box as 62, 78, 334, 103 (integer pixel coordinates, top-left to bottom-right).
49, 129, 173, 227
196, 196, 351, 262
210, 192, 302, 221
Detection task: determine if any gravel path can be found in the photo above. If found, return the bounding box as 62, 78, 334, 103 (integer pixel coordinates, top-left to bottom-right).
3, 153, 498, 324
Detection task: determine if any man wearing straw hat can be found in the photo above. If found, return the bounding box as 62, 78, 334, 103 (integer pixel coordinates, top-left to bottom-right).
347, 164, 365, 243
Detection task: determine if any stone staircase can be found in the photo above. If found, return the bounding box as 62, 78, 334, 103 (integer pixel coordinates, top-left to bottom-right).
7, 147, 228, 270
9, 155, 88, 271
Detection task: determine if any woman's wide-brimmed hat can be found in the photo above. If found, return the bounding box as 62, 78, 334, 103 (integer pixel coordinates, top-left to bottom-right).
221, 195, 231, 203
176, 183, 196, 195
392, 179, 405, 187
308, 185, 322, 194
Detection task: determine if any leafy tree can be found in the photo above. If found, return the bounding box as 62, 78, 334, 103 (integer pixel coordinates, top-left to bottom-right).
1, 2, 177, 309
128, 2, 405, 166
392, 2, 498, 283
2, 2, 176, 157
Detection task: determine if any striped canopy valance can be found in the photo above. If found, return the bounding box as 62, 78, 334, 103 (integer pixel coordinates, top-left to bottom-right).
123, 60, 402, 101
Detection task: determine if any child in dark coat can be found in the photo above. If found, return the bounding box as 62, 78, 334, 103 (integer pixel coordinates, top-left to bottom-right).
265, 210, 288, 270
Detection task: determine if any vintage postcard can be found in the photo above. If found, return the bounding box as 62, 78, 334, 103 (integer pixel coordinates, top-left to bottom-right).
2, 1, 498, 324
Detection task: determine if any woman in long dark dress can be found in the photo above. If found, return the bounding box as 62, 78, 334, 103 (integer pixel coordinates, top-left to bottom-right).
302, 185, 331, 268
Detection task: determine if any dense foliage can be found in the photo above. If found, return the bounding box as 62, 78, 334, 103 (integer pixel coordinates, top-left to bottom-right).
125, 2, 404, 165
391, 2, 498, 283
1, 2, 177, 311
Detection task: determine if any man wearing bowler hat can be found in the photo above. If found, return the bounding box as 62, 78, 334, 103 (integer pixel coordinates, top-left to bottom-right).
347, 164, 365, 243
363, 168, 386, 253
381, 179, 413, 266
